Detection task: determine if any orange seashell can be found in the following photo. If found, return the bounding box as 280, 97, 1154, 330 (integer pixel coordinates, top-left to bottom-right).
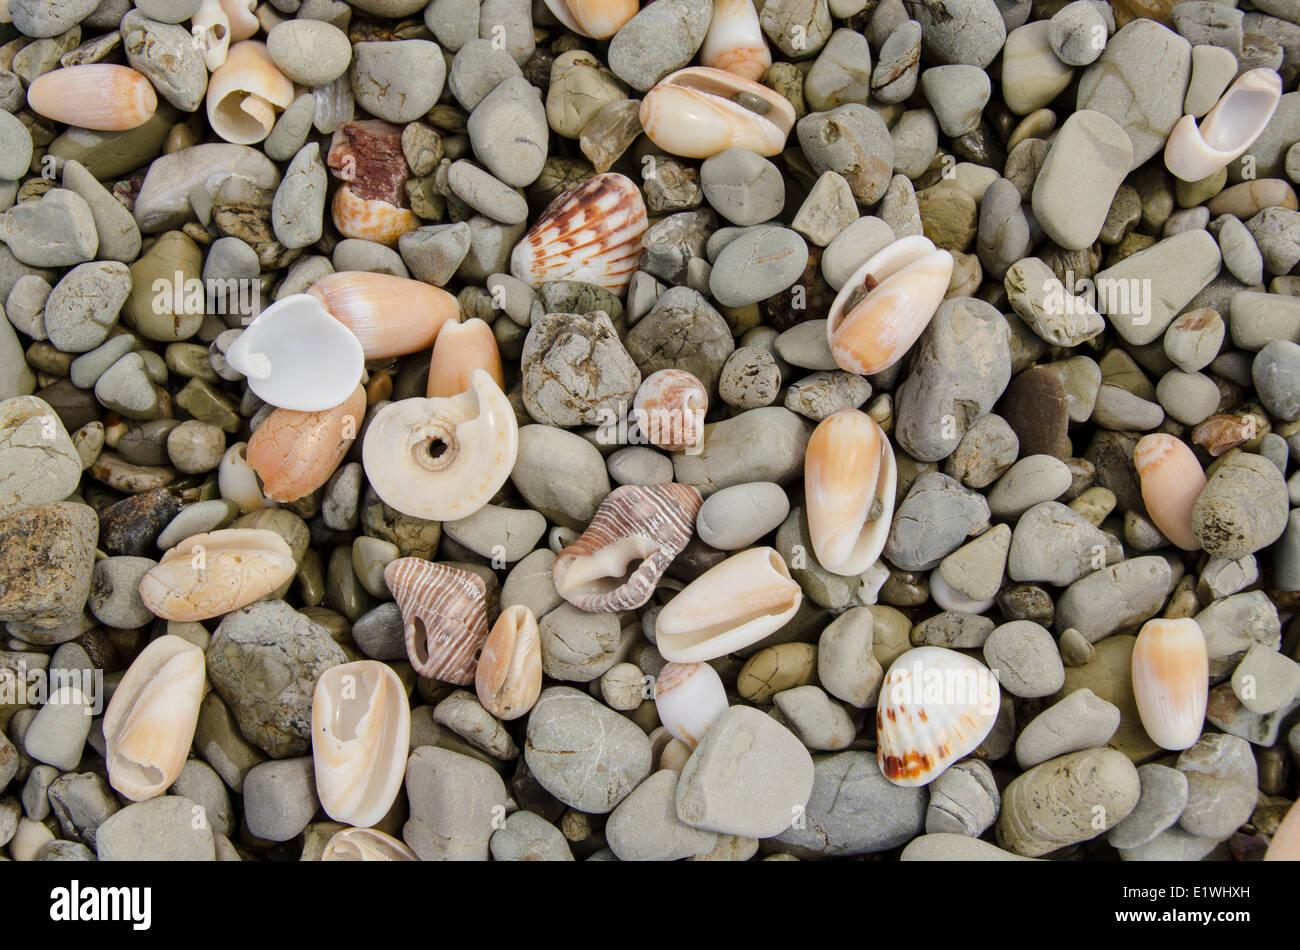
1132, 433, 1206, 551
805, 409, 896, 576
331, 184, 419, 247
308, 271, 458, 360
138, 529, 296, 622
384, 557, 488, 684
543, 0, 638, 39
246, 385, 366, 503
1191, 413, 1258, 456
27, 65, 158, 132
632, 369, 708, 452
1131, 617, 1209, 751
426, 318, 504, 398
475, 604, 543, 721
639, 67, 795, 159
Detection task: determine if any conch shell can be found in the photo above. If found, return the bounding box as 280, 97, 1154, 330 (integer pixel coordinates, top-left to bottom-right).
654, 661, 728, 749
308, 271, 458, 360
1131, 618, 1208, 752
475, 604, 542, 721
322, 827, 419, 861
632, 369, 708, 452
138, 529, 296, 622
384, 557, 489, 684
700, 0, 772, 81
1132, 433, 1205, 552
543, 0, 638, 39
206, 40, 295, 145
426, 317, 504, 399
26, 65, 158, 132
1164, 68, 1282, 182
246, 385, 366, 503
805, 409, 896, 576
639, 67, 796, 159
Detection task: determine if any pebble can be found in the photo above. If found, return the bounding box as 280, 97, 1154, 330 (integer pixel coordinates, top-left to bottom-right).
1191, 451, 1289, 558
1163, 308, 1224, 373
869, 22, 920, 105
791, 172, 858, 247
1107, 764, 1190, 850
511, 425, 611, 528
2, 189, 98, 268
120, 11, 207, 113
884, 472, 991, 572
784, 370, 871, 420
0, 502, 98, 627
243, 757, 319, 842
271, 144, 327, 251
607, 446, 673, 486
709, 227, 808, 309
1253, 339, 1300, 423
817, 607, 882, 709
797, 104, 895, 205
1231, 645, 1300, 715
1031, 110, 1132, 251
24, 684, 92, 770
1055, 556, 1171, 642
921, 66, 990, 138
1048, 1, 1108, 66
987, 455, 1071, 520
1177, 733, 1258, 840
1002, 22, 1073, 116
672, 407, 809, 497
700, 150, 784, 228
96, 796, 215, 861
1014, 688, 1120, 769
1185, 43, 1238, 117
695, 482, 790, 550
490, 810, 573, 861
624, 286, 734, 392
608, 0, 711, 92
267, 18, 353, 88
772, 685, 854, 750
403, 747, 508, 861
925, 759, 999, 837
901, 833, 1033, 861
606, 770, 718, 861
982, 620, 1064, 698
0, 396, 81, 519
1096, 230, 1223, 346
521, 311, 640, 427
944, 414, 1019, 488
88, 555, 155, 629
912, 0, 1006, 67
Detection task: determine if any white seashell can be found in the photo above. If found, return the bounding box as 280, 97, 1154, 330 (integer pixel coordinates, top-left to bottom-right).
138, 528, 296, 622
206, 40, 295, 145
639, 67, 796, 159
192, 0, 232, 71
655, 547, 802, 663
543, 0, 638, 39
26, 64, 158, 132
221, 0, 259, 42
1164, 68, 1283, 182
312, 660, 411, 828
876, 646, 1001, 787
1131, 617, 1208, 752
217, 442, 274, 512
224, 294, 365, 412
308, 271, 458, 361
321, 827, 418, 861
700, 0, 772, 82
804, 409, 896, 576
654, 661, 728, 748
361, 369, 518, 522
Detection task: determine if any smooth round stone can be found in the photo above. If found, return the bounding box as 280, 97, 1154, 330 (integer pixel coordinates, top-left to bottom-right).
892, 110, 941, 181
901, 834, 1032, 861
821, 216, 895, 290
1215, 214, 1264, 286
1091, 384, 1164, 430
1014, 688, 1120, 769
447, 161, 528, 226
986, 455, 1072, 520
349, 602, 405, 661
1048, 1, 1108, 66
267, 19, 353, 87
467, 76, 548, 188
88, 555, 156, 629
443, 504, 545, 563
1192, 451, 1290, 558
672, 407, 809, 497
1253, 339, 1300, 422
170, 759, 234, 839
403, 746, 508, 861
449, 39, 522, 112
0, 110, 33, 181
607, 446, 674, 486
96, 796, 216, 861
982, 620, 1064, 698
511, 425, 611, 528
700, 150, 785, 227
1163, 307, 1224, 373
539, 602, 622, 682
912, 0, 1006, 67
156, 500, 239, 551
0, 189, 97, 268
132, 0, 201, 22
44, 261, 131, 354
1185, 43, 1238, 117
696, 482, 790, 550
166, 420, 226, 474
490, 810, 573, 862
500, 548, 561, 621
606, 769, 718, 861
608, 0, 712, 92
805, 28, 874, 110
322, 462, 363, 531
921, 65, 991, 138
1155, 370, 1219, 425
0, 395, 81, 519
6, 275, 51, 341
351, 40, 445, 123
264, 94, 317, 162
1002, 21, 1073, 115
797, 104, 895, 205
1106, 763, 1189, 850
243, 757, 320, 842
94, 352, 157, 420
709, 227, 809, 308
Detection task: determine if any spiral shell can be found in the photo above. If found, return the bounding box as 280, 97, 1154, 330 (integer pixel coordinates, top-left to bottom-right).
26, 65, 158, 132
632, 369, 708, 452
322, 827, 419, 861
246, 385, 366, 503
543, 0, 638, 39
655, 661, 728, 749
805, 409, 896, 576
475, 604, 543, 721
384, 557, 489, 684
138, 529, 296, 622
206, 41, 295, 146
700, 0, 772, 81
308, 271, 459, 360
427, 317, 505, 399
1164, 68, 1282, 182
1133, 433, 1205, 552
1131, 618, 1208, 752
639, 67, 796, 159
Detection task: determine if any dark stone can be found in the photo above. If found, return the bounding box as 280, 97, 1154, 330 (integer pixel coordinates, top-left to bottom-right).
999, 365, 1070, 459
98, 487, 180, 556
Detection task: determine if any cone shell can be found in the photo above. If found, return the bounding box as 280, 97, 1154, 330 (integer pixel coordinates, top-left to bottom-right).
103, 635, 206, 802
332, 184, 419, 247
246, 385, 365, 503
475, 604, 542, 721
308, 271, 458, 360
805, 409, 896, 576
384, 557, 489, 684
654, 661, 728, 748
655, 547, 802, 663
427, 318, 505, 399
876, 646, 1001, 787
509, 172, 648, 296
826, 235, 954, 377
1265, 798, 1300, 861
543, 0, 638, 39
1164, 68, 1282, 182
312, 660, 411, 828
639, 67, 796, 159
206, 40, 295, 145
1133, 433, 1205, 552
26, 65, 158, 132
553, 483, 703, 612
700, 0, 772, 82
192, 0, 231, 70
632, 369, 708, 452
362, 369, 518, 522
1132, 617, 1208, 752
138, 529, 296, 622
322, 827, 419, 861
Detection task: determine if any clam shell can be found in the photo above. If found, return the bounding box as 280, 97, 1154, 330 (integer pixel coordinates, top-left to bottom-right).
805, 409, 896, 576
138, 528, 296, 622
543, 0, 638, 39
1164, 68, 1282, 182
308, 271, 458, 360
509, 172, 648, 296
384, 557, 489, 684
26, 65, 158, 132
246, 385, 366, 503
553, 483, 703, 612
321, 827, 419, 861
475, 604, 542, 721
876, 646, 1001, 787
1131, 617, 1208, 752
632, 369, 708, 452
312, 660, 411, 828
699, 0, 772, 81
1133, 433, 1205, 552
331, 184, 419, 247
639, 67, 796, 159
206, 40, 295, 146
103, 635, 206, 802
655, 547, 802, 663
426, 317, 504, 399
654, 661, 728, 748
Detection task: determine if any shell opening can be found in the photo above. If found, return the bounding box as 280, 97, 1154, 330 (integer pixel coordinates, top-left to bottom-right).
665, 550, 797, 649
408, 619, 429, 667
214, 91, 276, 143
1203, 83, 1276, 151
111, 758, 165, 791
559, 537, 662, 597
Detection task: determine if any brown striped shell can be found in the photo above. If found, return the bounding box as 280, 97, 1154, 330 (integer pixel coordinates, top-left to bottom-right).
383, 557, 488, 684
552, 484, 702, 612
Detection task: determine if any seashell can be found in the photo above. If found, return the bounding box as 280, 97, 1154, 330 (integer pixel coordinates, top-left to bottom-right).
26, 65, 158, 132
876, 646, 1001, 787
654, 661, 728, 749
224, 294, 365, 412
192, 0, 232, 71
246, 385, 366, 503
312, 660, 411, 827
826, 235, 954, 377
321, 827, 419, 861
362, 369, 517, 522
553, 484, 703, 612
639, 67, 796, 159
475, 604, 542, 721
426, 317, 504, 399
632, 369, 708, 452
543, 0, 638, 39
103, 635, 206, 802
221, 0, 259, 42
699, 0, 772, 82
217, 442, 274, 512
308, 271, 458, 360
510, 172, 648, 296
1265, 798, 1300, 861
206, 40, 295, 145
1164, 68, 1282, 183
384, 557, 489, 684
805, 409, 896, 576
655, 547, 802, 663
138, 528, 296, 622
1131, 617, 1208, 752
1132, 433, 1205, 552
331, 183, 419, 247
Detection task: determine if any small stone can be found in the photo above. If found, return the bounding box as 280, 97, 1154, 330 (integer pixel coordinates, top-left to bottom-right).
403, 746, 508, 861
1230, 645, 1300, 715
606, 770, 718, 861
1106, 763, 1189, 850
267, 18, 352, 87
607, 0, 712, 92
511, 425, 610, 529
1049, 1, 1108, 66
700, 149, 785, 227
467, 76, 548, 188
1054, 555, 1171, 642
773, 685, 855, 750
817, 607, 883, 709
983, 620, 1064, 698
351, 40, 445, 124
695, 481, 790, 551
96, 796, 215, 861
490, 810, 573, 861
709, 226, 809, 308
1192, 451, 1289, 558
1002, 21, 1074, 116
921, 66, 991, 138
797, 104, 894, 205
925, 759, 999, 837
521, 311, 640, 427
0, 502, 97, 628
884, 472, 991, 572
242, 757, 319, 842
24, 684, 92, 770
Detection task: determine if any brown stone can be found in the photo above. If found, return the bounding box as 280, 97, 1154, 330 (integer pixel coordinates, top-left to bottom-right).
999, 365, 1070, 459
0, 502, 98, 627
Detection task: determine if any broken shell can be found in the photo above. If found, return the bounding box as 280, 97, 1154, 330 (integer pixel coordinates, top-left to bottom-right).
1133, 433, 1205, 552
827, 235, 954, 377
246, 385, 366, 503
192, 0, 232, 71
1164, 68, 1282, 182
384, 557, 489, 684
362, 369, 518, 522
639, 67, 796, 159
103, 635, 206, 802
321, 827, 419, 861
699, 0, 772, 82
876, 646, 1001, 788
632, 369, 708, 453
553, 483, 703, 612
426, 317, 505, 399
805, 409, 897, 576
655, 547, 802, 663
543, 0, 638, 39
217, 442, 274, 511
138, 528, 296, 622
221, 0, 259, 42
1131, 617, 1208, 752
308, 271, 458, 360
26, 65, 158, 132
331, 183, 420, 247
474, 604, 542, 721
224, 294, 366, 412
510, 172, 648, 296
206, 40, 295, 145
654, 661, 727, 748
312, 660, 412, 828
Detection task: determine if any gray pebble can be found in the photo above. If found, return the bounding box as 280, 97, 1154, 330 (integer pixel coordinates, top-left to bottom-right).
718, 346, 781, 409
399, 223, 472, 286
803, 28, 873, 111
1054, 555, 1172, 642
425, 0, 480, 52
821, 216, 895, 290
120, 11, 207, 113
673, 407, 810, 497
944, 413, 1019, 488
444, 503, 546, 564
1163, 307, 1224, 373
696, 481, 790, 550
449, 39, 522, 112
1229, 292, 1300, 352
1048, 0, 1108, 66
267, 18, 353, 87
96, 796, 215, 861
94, 352, 157, 419
539, 602, 622, 682
403, 746, 508, 860
1031, 110, 1132, 251
1214, 214, 1264, 286
351, 40, 445, 124
700, 150, 784, 227
271, 144, 327, 251
982, 620, 1064, 698
607, 446, 674, 486
169, 759, 234, 838
709, 226, 809, 308
884, 472, 991, 571
987, 455, 1071, 520
1107, 763, 1189, 850
913, 0, 1006, 67
490, 809, 573, 861
606, 770, 719, 861
1192, 451, 1289, 559
1253, 339, 1300, 422
242, 757, 319, 842
467, 76, 548, 188
925, 759, 999, 837
88, 555, 155, 629
24, 684, 92, 771
784, 370, 871, 420
1177, 732, 1257, 840
522, 310, 640, 427
264, 94, 317, 163
1, 189, 98, 269
870, 21, 921, 105
797, 104, 895, 205
607, 0, 711, 92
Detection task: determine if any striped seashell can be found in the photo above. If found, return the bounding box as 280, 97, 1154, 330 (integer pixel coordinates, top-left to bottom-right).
700, 0, 772, 81
206, 40, 295, 145
543, 0, 638, 39
138, 529, 296, 622
322, 827, 419, 861
553, 483, 703, 612
1131, 617, 1208, 752
639, 67, 796, 159
632, 369, 708, 453
475, 604, 542, 721
509, 172, 648, 296
805, 409, 896, 576
1132, 433, 1205, 552
654, 661, 728, 749
26, 65, 158, 132
384, 557, 489, 684
246, 385, 365, 503
426, 317, 504, 399
308, 271, 458, 360
1164, 68, 1282, 182
331, 184, 420, 247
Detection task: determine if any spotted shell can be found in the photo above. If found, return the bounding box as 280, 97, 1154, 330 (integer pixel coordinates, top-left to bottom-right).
384, 557, 488, 684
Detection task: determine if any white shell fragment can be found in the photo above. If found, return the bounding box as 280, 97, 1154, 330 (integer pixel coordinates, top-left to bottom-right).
1164, 68, 1282, 182
655, 661, 728, 749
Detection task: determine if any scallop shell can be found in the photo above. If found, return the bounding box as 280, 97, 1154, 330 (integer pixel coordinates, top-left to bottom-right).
103, 635, 206, 802
827, 235, 954, 376
1133, 433, 1205, 552
639, 67, 796, 159
426, 317, 504, 399
654, 661, 728, 749
553, 483, 703, 612
543, 0, 638, 39
321, 827, 419, 861
655, 546, 802, 663
246, 385, 366, 503
1164, 68, 1282, 182
1131, 617, 1208, 752
509, 172, 648, 296
308, 271, 458, 360
312, 660, 411, 828
362, 369, 518, 522
384, 557, 489, 684
26, 65, 158, 132
805, 409, 896, 576
138, 528, 296, 622
331, 184, 419, 247
700, 0, 772, 82
192, 0, 232, 71
206, 40, 295, 145
632, 369, 708, 453
876, 646, 1001, 787
475, 604, 542, 721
